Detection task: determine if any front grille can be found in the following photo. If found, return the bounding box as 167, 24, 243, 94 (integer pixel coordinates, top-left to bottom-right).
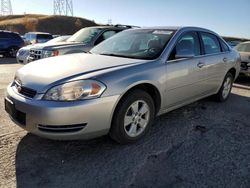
38, 124, 87, 133
241, 62, 249, 70
5, 98, 26, 126
14, 81, 37, 98
29, 49, 42, 60
19, 86, 37, 98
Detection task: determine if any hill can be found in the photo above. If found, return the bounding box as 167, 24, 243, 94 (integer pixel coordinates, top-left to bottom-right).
0, 14, 99, 35
223, 36, 249, 43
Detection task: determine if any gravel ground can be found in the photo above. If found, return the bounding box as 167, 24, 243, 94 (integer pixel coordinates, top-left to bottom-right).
0, 58, 250, 188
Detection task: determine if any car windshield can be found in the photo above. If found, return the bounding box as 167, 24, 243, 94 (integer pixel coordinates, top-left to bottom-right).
90, 29, 174, 60
235, 43, 250, 52
67, 28, 102, 44
37, 34, 53, 40
46, 36, 70, 44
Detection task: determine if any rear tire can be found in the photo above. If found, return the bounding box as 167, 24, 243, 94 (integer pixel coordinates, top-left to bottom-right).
110, 89, 155, 144
214, 72, 233, 102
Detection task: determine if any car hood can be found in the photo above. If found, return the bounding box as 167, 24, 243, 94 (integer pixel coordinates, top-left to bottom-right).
239, 52, 250, 63
31, 41, 84, 49
16, 53, 146, 93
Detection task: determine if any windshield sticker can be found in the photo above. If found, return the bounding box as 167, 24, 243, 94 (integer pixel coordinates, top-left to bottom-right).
153, 30, 173, 35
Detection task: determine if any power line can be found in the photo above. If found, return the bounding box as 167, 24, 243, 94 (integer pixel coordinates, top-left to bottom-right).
0, 0, 13, 16
54, 0, 73, 16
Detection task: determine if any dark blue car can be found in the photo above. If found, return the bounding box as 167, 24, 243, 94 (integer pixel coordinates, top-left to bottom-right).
0, 31, 24, 57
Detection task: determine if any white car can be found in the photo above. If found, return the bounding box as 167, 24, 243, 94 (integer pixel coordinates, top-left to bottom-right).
234, 41, 250, 76
16, 45, 33, 64
16, 35, 71, 64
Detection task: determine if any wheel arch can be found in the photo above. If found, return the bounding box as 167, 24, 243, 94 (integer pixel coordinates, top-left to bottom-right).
110, 81, 162, 122
227, 67, 236, 80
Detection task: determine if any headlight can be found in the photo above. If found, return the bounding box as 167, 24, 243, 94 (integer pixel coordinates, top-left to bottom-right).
17, 49, 23, 56
43, 80, 106, 101
42, 50, 59, 58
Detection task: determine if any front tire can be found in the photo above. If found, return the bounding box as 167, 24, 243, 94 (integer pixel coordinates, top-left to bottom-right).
110, 89, 155, 144
6, 46, 18, 58
214, 72, 234, 102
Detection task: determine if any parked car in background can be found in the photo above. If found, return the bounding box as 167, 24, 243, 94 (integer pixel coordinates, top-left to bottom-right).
46, 35, 71, 44
235, 41, 250, 76
227, 41, 241, 48
17, 35, 71, 64
27, 25, 135, 63
5, 26, 240, 143
23, 32, 53, 45
52, 34, 61, 38
0, 30, 24, 57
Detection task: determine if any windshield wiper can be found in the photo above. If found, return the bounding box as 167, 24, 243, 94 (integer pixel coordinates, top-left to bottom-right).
99, 53, 133, 58
83, 50, 91, 54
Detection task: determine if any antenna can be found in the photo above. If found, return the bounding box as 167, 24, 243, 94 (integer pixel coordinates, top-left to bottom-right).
1, 0, 13, 16
54, 0, 73, 16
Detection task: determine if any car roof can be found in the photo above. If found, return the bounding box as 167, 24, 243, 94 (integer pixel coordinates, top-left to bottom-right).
125, 26, 219, 35
0, 30, 19, 34
84, 25, 139, 30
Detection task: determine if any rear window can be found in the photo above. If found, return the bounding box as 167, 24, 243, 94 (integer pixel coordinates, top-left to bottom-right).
200, 32, 221, 54
37, 34, 53, 40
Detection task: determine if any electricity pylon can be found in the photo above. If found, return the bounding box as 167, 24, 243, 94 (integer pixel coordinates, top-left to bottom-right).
1, 0, 13, 16
54, 0, 73, 16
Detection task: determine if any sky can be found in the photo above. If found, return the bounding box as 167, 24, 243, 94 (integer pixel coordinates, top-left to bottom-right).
12, 0, 250, 38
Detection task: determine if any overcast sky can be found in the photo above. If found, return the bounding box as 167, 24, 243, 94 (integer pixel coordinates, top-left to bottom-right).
12, 0, 250, 38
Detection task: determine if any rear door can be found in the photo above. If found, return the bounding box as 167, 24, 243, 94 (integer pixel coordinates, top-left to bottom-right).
0, 32, 11, 49
199, 32, 231, 93
164, 31, 208, 109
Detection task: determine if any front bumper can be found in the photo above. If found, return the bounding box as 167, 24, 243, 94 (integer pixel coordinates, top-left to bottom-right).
240, 62, 250, 76
16, 55, 29, 64
5, 84, 120, 140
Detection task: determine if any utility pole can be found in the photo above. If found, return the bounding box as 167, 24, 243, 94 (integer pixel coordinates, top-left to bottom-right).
54, 0, 73, 16
107, 19, 112, 25
0, 0, 13, 16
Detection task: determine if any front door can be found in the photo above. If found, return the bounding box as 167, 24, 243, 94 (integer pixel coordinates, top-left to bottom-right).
163, 31, 208, 109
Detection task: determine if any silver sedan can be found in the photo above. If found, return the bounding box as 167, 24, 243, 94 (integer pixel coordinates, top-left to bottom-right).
5, 27, 240, 144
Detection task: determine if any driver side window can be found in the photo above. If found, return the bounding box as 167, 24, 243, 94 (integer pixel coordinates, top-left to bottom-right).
168, 32, 200, 61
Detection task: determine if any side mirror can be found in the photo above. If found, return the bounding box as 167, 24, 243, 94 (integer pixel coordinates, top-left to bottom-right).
175, 50, 195, 59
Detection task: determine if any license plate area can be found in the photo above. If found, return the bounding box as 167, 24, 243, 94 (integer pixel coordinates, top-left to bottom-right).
5, 98, 26, 126
5, 98, 15, 117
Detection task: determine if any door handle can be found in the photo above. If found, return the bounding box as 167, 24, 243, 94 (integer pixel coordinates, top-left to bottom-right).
223, 58, 228, 62
197, 62, 205, 68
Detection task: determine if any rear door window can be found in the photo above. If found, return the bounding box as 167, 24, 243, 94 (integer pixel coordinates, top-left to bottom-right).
200, 32, 221, 54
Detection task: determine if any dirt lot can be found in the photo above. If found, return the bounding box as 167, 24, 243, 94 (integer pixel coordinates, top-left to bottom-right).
0, 58, 250, 188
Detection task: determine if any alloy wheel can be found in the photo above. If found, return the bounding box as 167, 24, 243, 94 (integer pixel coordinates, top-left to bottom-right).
222, 77, 232, 99
124, 100, 150, 137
